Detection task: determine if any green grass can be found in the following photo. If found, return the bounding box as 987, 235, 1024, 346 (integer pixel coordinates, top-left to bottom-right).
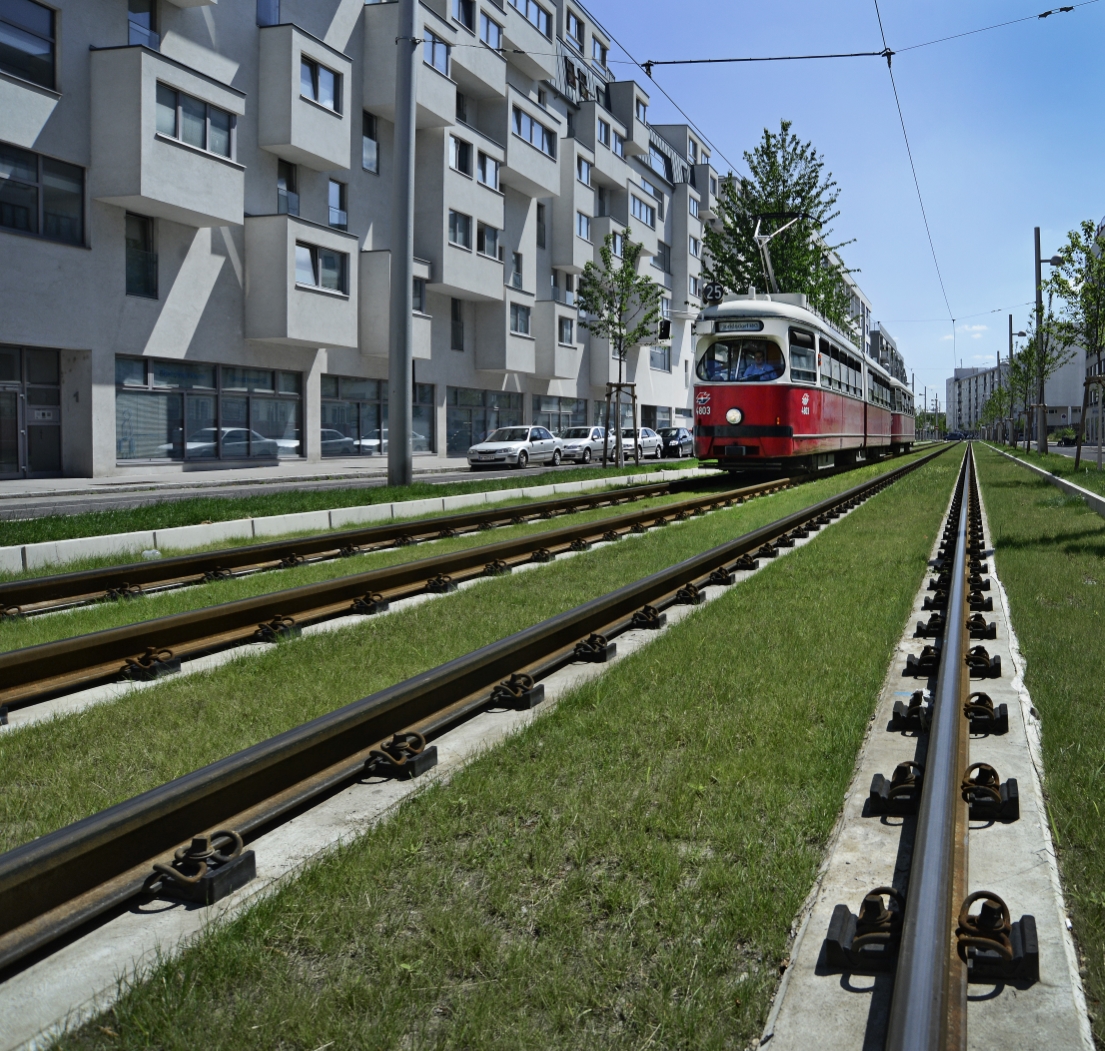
0, 461, 698, 548
974, 444, 1105, 1041
35, 449, 964, 1051
986, 440, 1105, 496
0, 451, 936, 856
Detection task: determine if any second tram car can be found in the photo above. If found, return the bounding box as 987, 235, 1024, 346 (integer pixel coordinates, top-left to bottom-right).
692, 293, 914, 471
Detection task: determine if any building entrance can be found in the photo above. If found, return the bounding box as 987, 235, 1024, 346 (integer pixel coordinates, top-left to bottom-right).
0, 346, 63, 478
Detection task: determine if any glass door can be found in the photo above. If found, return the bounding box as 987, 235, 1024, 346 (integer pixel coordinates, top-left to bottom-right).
0, 391, 19, 477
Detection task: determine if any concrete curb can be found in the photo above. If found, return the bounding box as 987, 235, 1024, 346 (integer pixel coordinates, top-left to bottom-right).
985, 443, 1105, 518
0, 468, 716, 574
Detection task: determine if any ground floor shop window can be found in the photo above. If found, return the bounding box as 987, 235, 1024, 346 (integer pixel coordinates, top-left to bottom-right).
319, 375, 435, 455
115, 356, 302, 461
0, 345, 62, 477
641, 405, 671, 430
533, 395, 585, 435
446, 387, 523, 455
593, 398, 635, 428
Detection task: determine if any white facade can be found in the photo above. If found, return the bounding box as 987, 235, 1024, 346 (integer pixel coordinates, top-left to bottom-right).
0, 0, 713, 478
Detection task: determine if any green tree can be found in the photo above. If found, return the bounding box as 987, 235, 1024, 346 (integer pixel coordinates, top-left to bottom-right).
1008, 341, 1035, 450
702, 120, 854, 333
1022, 295, 1072, 454
1047, 219, 1105, 468
577, 226, 662, 466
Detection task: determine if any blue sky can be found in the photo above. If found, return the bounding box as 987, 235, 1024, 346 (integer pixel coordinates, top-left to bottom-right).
591, 0, 1105, 408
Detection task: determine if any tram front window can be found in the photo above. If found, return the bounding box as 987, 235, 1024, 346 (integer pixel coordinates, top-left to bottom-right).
696, 339, 785, 382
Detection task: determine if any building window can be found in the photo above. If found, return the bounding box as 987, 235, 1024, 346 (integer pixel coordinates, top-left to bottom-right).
689, 196, 699, 218
650, 344, 671, 372
689, 235, 700, 258
155, 84, 234, 158
709, 175, 718, 195
635, 98, 647, 123
597, 120, 610, 147
509, 303, 531, 335
612, 131, 625, 158
295, 242, 348, 293
661, 297, 671, 319
0, 143, 84, 246
125, 214, 157, 298
512, 107, 556, 158
592, 38, 607, 66
611, 231, 624, 257
688, 274, 700, 298
566, 11, 584, 47
577, 156, 591, 185
321, 375, 434, 455
558, 316, 574, 344
480, 12, 502, 48
536, 202, 546, 248
477, 152, 500, 189
300, 57, 340, 111
446, 386, 523, 454
534, 395, 586, 434
688, 140, 698, 163
455, 90, 468, 122
537, 87, 548, 107
448, 209, 472, 249
424, 31, 450, 74
128, 0, 158, 49
654, 240, 671, 273
641, 176, 665, 218
576, 212, 591, 241
256, 0, 280, 26
116, 357, 303, 461
362, 112, 379, 172
413, 277, 426, 313
477, 222, 499, 258
328, 180, 347, 229
511, 251, 523, 288
509, 0, 551, 37
450, 136, 472, 175
451, 298, 464, 350
1, 0, 54, 88
631, 195, 655, 228
277, 160, 299, 215
452, 0, 474, 30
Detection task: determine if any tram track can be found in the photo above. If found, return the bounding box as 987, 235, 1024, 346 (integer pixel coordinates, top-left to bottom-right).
0, 446, 949, 978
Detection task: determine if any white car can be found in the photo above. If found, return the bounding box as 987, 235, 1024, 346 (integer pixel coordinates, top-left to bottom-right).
162, 427, 279, 459
353, 429, 431, 454
557, 425, 606, 464
467, 425, 561, 469
607, 427, 663, 460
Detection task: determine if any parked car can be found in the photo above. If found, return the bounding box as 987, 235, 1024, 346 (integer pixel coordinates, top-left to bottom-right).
467, 426, 561, 469
657, 426, 694, 458
557, 425, 606, 463
317, 429, 355, 456
163, 427, 279, 459
353, 429, 431, 454
607, 427, 663, 460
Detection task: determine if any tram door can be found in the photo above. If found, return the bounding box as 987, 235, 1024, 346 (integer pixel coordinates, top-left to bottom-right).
0, 346, 63, 478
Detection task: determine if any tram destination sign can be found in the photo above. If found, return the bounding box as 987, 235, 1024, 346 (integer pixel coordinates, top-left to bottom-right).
716, 319, 765, 333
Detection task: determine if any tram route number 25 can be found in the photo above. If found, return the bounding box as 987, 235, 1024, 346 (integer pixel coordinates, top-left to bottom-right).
702, 282, 725, 304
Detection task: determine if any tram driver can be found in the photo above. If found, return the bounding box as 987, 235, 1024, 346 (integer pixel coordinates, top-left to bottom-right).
740, 347, 781, 382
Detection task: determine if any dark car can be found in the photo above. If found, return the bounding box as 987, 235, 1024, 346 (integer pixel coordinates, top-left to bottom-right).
657, 426, 694, 458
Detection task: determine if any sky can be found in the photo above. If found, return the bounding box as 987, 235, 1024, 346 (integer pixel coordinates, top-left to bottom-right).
589, 0, 1105, 409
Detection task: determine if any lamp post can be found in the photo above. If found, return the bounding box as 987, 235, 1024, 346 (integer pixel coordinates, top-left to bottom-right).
1034, 227, 1064, 454
1007, 315, 1027, 445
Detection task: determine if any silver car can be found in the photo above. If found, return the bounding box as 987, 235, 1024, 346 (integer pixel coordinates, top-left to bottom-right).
467, 426, 561, 469
607, 427, 664, 460
557, 425, 605, 464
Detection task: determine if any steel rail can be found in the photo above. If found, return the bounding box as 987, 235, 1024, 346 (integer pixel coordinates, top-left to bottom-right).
0, 475, 727, 617
0, 446, 949, 975
0, 478, 792, 710
886, 444, 974, 1051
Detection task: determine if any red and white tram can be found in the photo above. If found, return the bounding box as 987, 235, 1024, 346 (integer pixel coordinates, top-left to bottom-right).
692, 294, 914, 472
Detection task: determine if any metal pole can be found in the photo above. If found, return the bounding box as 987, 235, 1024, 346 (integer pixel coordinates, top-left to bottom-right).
1035, 227, 1046, 454
387, 0, 418, 487
886, 451, 972, 1051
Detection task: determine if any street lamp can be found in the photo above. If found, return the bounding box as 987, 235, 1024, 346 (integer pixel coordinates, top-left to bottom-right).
1004, 315, 1027, 445
1034, 227, 1063, 453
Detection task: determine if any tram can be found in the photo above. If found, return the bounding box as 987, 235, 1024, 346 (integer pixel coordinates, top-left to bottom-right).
692, 292, 914, 472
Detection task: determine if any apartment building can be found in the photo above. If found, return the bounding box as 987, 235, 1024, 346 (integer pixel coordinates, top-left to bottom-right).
0, 0, 718, 478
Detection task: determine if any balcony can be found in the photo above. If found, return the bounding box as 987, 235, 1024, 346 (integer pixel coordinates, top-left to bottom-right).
358, 250, 432, 359
450, 22, 506, 101
501, 2, 558, 82
496, 91, 560, 198
607, 81, 651, 156
258, 24, 352, 171
534, 300, 581, 379
244, 214, 359, 349
552, 141, 595, 273
89, 46, 244, 227
363, 2, 456, 129
474, 299, 536, 373
690, 162, 719, 219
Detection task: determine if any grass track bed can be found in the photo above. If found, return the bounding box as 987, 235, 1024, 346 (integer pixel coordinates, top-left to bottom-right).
39, 449, 962, 1050
974, 444, 1105, 1043
0, 463, 697, 548
0, 454, 929, 855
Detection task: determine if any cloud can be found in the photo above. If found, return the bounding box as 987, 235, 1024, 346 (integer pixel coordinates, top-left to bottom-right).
972, 332, 983, 339
939, 334, 954, 341
960, 324, 988, 333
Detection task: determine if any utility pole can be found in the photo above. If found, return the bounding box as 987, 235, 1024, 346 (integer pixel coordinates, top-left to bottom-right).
1035, 226, 1046, 455
387, 0, 418, 487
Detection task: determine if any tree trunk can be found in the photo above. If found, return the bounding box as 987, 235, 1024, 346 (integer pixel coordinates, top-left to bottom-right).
1074, 375, 1091, 469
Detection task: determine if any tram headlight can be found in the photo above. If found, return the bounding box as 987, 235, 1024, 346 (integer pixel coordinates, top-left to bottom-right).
726, 408, 743, 425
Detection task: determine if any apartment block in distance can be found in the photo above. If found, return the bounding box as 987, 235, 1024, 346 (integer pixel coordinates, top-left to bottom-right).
0, 0, 719, 478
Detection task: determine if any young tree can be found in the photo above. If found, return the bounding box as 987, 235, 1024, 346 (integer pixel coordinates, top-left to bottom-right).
702, 119, 854, 333
1047, 219, 1105, 468
577, 226, 662, 466
1008, 342, 1035, 451
1022, 295, 1072, 454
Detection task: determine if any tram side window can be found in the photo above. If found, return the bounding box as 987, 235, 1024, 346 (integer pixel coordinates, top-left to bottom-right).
789, 328, 816, 383
696, 339, 784, 382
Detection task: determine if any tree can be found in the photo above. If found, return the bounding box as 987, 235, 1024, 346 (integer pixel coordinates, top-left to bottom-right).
1022, 295, 1071, 454
1047, 219, 1105, 468
577, 226, 662, 467
702, 120, 854, 333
